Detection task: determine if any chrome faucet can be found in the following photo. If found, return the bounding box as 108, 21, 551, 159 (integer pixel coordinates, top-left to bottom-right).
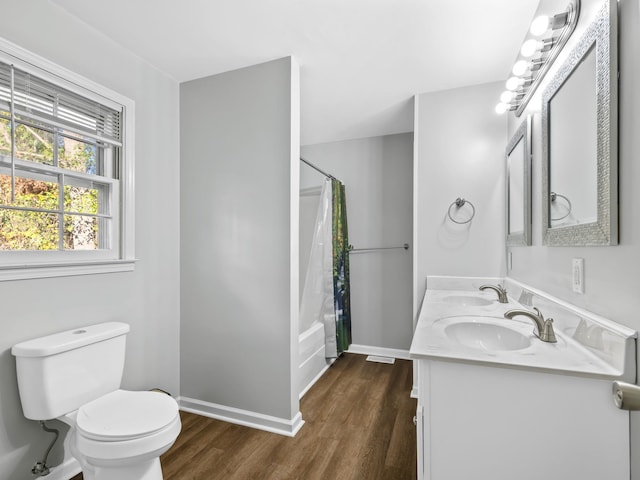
479, 284, 508, 303
504, 307, 557, 343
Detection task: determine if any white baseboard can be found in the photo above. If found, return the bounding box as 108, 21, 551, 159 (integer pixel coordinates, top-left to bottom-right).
179, 396, 305, 437
347, 344, 411, 360
48, 458, 81, 480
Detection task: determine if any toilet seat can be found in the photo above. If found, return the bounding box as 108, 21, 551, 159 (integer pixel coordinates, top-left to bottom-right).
77, 390, 178, 442
73, 390, 181, 466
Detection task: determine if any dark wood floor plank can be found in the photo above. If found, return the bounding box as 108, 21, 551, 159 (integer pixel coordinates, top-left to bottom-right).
162, 419, 227, 479
385, 393, 418, 470
165, 412, 223, 454
288, 437, 341, 480
71, 353, 416, 480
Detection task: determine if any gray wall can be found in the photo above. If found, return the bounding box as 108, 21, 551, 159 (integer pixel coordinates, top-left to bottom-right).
180, 58, 300, 422
0, 2, 181, 479
301, 133, 414, 352
507, 0, 640, 476
413, 82, 507, 318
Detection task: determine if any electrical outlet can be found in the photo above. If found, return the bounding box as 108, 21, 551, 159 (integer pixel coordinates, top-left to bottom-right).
572, 258, 584, 294
507, 251, 513, 271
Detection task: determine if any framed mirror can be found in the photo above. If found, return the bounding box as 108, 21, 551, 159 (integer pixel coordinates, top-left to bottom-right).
541, 0, 617, 246
506, 116, 532, 246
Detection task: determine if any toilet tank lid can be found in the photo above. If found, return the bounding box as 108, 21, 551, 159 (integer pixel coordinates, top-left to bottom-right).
12, 322, 130, 358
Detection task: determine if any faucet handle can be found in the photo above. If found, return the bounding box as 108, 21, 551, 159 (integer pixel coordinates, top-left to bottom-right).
540, 318, 557, 343
495, 284, 508, 301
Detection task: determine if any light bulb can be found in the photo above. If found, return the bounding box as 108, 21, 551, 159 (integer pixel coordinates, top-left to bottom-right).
530, 15, 550, 36
495, 103, 508, 114
500, 91, 515, 103
512, 60, 529, 76
520, 39, 540, 58
506, 76, 522, 91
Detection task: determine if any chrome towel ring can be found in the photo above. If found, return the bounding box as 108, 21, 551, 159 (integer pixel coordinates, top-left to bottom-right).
550, 192, 572, 221
447, 198, 476, 224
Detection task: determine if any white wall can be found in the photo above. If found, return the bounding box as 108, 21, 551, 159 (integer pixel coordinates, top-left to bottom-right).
180, 58, 301, 430
0, 2, 181, 479
413, 82, 507, 319
301, 133, 414, 352
507, 1, 640, 476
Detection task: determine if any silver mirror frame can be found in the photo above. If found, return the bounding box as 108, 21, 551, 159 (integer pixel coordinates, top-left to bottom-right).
506, 116, 532, 246
541, 0, 618, 246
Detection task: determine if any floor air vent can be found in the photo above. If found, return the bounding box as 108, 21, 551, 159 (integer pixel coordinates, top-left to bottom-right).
366, 355, 395, 364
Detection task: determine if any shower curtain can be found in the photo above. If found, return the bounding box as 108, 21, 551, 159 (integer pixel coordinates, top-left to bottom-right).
299, 178, 352, 358
331, 179, 352, 356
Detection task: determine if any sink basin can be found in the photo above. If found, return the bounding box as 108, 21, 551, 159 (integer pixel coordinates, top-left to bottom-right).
442, 295, 493, 306
444, 319, 532, 351
412, 289, 638, 382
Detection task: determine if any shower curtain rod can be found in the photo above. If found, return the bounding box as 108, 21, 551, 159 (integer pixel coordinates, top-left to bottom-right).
300, 157, 339, 182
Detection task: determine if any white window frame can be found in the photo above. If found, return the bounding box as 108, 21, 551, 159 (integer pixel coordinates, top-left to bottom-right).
0, 37, 135, 281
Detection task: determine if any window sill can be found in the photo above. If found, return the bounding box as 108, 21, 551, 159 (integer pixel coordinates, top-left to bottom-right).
0, 260, 136, 282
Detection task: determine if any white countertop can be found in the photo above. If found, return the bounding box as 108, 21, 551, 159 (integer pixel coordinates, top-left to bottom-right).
410, 286, 637, 382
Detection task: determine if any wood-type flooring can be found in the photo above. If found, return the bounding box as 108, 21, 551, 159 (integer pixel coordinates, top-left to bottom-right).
71, 353, 417, 480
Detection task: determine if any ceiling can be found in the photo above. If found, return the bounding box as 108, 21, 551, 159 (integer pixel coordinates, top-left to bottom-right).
51, 0, 539, 146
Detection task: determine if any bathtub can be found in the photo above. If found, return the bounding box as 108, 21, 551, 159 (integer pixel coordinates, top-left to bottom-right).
298, 321, 332, 398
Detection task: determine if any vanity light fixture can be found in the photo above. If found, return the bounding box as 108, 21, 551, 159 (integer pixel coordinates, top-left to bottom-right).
512, 60, 529, 76
520, 38, 554, 58
495, 0, 580, 115
530, 11, 570, 36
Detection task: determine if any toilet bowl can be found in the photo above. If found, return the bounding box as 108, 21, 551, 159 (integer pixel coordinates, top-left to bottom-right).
61, 390, 181, 480
11, 322, 181, 480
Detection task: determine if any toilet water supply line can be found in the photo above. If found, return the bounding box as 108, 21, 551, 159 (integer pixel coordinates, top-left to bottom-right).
32, 421, 59, 477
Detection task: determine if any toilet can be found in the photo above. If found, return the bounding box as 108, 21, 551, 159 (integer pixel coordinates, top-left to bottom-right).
12, 322, 181, 480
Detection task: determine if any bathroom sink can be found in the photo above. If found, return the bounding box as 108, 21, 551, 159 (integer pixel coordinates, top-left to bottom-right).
443, 318, 532, 352
441, 295, 493, 307
412, 287, 638, 382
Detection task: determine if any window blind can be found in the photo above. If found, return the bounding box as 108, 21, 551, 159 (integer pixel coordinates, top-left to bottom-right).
0, 61, 122, 146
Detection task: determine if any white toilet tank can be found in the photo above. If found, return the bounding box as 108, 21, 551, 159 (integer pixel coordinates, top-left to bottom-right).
12, 322, 130, 420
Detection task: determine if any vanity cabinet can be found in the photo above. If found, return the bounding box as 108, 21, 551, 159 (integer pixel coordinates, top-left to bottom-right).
414, 359, 629, 480
410, 277, 637, 480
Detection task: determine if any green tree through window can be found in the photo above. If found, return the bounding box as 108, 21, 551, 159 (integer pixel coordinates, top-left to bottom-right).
0, 116, 101, 251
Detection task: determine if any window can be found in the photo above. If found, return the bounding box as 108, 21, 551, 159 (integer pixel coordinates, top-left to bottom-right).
0, 40, 134, 280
